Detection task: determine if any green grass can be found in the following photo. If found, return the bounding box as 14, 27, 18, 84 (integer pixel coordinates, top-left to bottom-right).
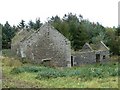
2, 49, 119, 88
2, 56, 119, 88
3, 71, 119, 88
10, 62, 119, 81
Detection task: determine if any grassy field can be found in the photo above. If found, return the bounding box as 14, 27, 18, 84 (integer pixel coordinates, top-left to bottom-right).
1, 49, 119, 88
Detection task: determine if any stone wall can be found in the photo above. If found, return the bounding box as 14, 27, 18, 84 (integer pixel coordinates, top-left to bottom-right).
73, 50, 110, 66
95, 50, 110, 63
11, 24, 110, 67
11, 29, 34, 56
74, 51, 96, 66
18, 24, 71, 67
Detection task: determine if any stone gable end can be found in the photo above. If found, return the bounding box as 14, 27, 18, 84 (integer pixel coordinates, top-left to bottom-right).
11, 23, 71, 67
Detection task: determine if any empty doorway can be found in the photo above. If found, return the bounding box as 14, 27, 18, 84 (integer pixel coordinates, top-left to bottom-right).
96, 54, 100, 63
71, 56, 74, 66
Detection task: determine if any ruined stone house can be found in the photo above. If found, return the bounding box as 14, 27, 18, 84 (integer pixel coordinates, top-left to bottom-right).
11, 23, 110, 67
11, 23, 71, 67
71, 41, 110, 66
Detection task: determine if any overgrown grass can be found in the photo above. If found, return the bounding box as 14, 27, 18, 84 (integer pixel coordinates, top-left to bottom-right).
2, 56, 22, 68
10, 65, 81, 78
11, 66, 53, 74
2, 49, 119, 88
10, 61, 119, 81
2, 49, 15, 57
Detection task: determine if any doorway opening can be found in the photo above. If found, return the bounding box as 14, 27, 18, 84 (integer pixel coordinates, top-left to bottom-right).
96, 54, 100, 63
71, 56, 74, 66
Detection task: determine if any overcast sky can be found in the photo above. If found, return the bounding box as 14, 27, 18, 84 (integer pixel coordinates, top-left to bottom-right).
0, 0, 119, 27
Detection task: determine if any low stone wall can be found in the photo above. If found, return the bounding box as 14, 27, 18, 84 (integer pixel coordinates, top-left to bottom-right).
74, 51, 96, 66
73, 50, 110, 66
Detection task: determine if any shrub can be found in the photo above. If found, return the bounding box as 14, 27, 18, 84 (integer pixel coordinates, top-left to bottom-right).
36, 69, 60, 79
11, 67, 25, 74
11, 61, 119, 80
10, 65, 58, 74
11, 66, 44, 74
108, 68, 119, 76
79, 62, 119, 81
36, 68, 81, 79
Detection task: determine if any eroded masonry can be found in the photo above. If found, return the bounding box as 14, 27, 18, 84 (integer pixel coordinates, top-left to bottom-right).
11, 23, 71, 67
11, 23, 110, 67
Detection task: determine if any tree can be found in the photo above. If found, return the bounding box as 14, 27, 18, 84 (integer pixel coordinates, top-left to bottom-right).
79, 20, 105, 44
2, 21, 11, 48
49, 15, 70, 39
116, 26, 120, 36
28, 20, 35, 29
2, 21, 16, 49
34, 18, 42, 30
105, 27, 119, 55
48, 13, 89, 51
92, 31, 106, 44
18, 20, 26, 29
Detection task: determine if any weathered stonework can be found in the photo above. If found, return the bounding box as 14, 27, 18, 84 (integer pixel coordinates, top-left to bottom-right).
72, 41, 110, 66
11, 23, 110, 67
11, 23, 71, 67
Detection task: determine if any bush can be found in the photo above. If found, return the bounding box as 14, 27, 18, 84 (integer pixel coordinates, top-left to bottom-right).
36, 69, 61, 79
11, 61, 119, 80
11, 66, 47, 74
11, 67, 25, 74
36, 68, 81, 79
108, 68, 119, 76
79, 62, 119, 81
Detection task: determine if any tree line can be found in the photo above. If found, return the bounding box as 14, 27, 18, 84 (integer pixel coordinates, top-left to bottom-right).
0, 13, 120, 55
